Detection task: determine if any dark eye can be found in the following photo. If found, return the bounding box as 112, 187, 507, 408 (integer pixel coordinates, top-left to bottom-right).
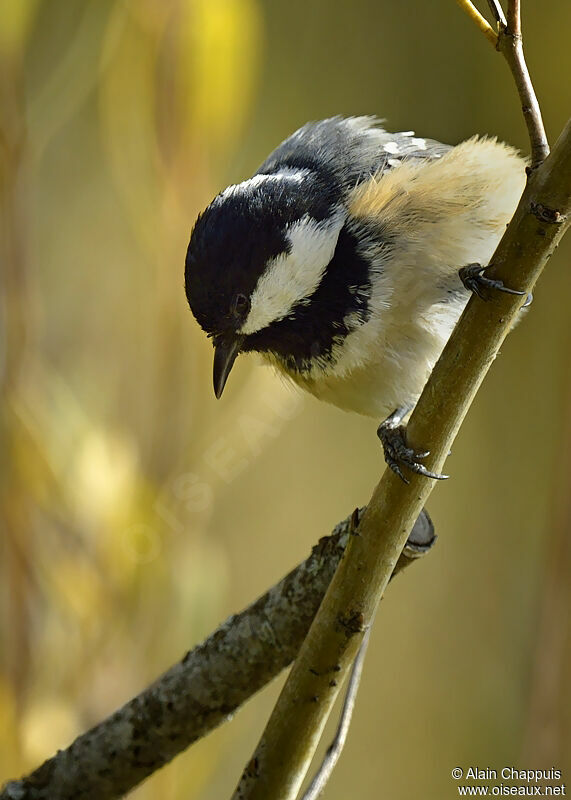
233, 293, 250, 317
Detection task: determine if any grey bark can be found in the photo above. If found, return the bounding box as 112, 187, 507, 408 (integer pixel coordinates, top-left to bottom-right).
1, 508, 434, 800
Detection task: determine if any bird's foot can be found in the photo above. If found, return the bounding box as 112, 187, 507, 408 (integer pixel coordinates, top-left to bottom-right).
377, 408, 449, 484
459, 263, 528, 302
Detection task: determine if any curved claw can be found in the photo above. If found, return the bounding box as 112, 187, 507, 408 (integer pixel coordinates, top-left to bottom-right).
377, 419, 449, 484
459, 263, 526, 301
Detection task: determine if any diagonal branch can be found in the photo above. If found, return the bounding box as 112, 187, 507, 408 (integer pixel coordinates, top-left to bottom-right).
0, 510, 434, 800
231, 117, 571, 800
231, 8, 554, 796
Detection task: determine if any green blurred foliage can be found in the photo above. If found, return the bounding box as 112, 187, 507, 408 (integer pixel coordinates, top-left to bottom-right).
0, 0, 570, 797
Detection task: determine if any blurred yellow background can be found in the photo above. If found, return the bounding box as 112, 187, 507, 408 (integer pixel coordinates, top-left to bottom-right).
1, 0, 570, 797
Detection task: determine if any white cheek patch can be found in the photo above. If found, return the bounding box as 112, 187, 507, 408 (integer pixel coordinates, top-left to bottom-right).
240, 210, 345, 335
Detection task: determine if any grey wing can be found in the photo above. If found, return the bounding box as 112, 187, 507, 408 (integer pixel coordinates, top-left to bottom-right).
256, 116, 452, 188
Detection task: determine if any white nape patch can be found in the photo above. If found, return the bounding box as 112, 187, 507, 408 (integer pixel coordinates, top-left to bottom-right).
240, 209, 345, 335
213, 168, 309, 204
383, 141, 400, 154
411, 137, 427, 150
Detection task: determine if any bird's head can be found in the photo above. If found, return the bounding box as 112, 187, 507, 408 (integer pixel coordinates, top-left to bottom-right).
185, 170, 350, 397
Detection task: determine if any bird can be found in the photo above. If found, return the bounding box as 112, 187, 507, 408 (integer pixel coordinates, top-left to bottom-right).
184, 116, 527, 481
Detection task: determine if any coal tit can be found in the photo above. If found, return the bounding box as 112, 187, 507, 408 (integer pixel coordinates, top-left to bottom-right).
185, 117, 526, 480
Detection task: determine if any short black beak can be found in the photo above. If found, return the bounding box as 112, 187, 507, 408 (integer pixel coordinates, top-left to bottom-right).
213, 336, 244, 399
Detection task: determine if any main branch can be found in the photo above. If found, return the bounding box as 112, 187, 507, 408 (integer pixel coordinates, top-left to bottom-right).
232, 121, 571, 800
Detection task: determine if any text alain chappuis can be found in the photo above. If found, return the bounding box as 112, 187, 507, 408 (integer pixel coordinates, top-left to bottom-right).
451, 767, 565, 797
